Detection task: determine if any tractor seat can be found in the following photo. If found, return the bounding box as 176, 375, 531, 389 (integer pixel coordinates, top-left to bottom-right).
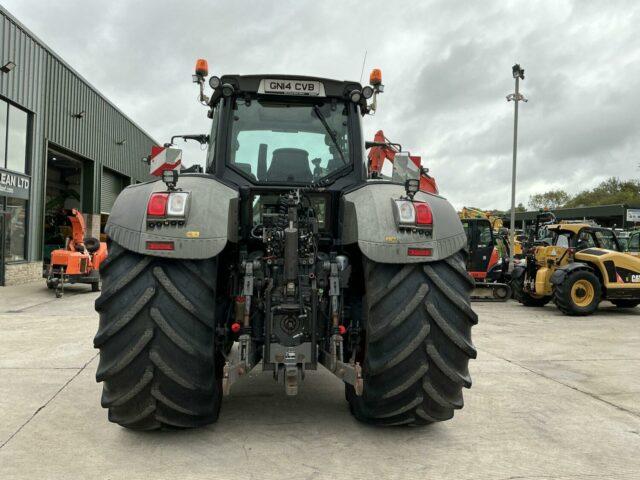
267, 148, 312, 182
234, 162, 256, 180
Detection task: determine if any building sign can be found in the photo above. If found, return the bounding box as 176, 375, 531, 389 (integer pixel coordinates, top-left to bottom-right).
0, 168, 31, 200
627, 209, 640, 223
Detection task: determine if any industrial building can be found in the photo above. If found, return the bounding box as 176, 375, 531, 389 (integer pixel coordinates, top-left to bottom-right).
0, 6, 157, 285
507, 204, 640, 230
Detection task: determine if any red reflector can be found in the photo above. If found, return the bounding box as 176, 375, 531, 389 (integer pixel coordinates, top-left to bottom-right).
147, 193, 169, 217
231, 322, 241, 333
338, 325, 347, 335
146, 241, 174, 251
408, 247, 432, 257
414, 202, 433, 225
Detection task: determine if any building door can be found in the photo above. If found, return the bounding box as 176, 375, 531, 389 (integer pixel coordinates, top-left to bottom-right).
100, 168, 127, 214
44, 149, 84, 264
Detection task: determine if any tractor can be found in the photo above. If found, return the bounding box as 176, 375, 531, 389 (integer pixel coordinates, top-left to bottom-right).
512, 212, 640, 315
93, 62, 477, 430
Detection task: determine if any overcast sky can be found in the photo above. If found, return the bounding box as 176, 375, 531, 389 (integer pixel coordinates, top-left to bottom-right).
3, 0, 639, 210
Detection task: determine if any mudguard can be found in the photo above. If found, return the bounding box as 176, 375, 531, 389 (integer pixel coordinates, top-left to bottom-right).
550, 262, 592, 285
106, 175, 239, 259
341, 183, 466, 263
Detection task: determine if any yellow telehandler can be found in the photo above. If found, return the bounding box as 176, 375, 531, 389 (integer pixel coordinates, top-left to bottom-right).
512, 213, 640, 315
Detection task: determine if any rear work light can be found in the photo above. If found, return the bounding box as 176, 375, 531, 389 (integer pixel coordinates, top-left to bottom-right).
393, 199, 433, 229
147, 192, 190, 218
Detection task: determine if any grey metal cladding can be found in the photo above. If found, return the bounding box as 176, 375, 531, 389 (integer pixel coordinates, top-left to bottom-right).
106, 176, 239, 259
341, 183, 466, 263
1, 7, 158, 259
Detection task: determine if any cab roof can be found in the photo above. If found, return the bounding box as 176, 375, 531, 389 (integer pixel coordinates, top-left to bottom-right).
547, 223, 593, 234
219, 74, 363, 98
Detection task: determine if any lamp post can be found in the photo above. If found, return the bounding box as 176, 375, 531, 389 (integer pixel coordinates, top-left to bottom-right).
506, 64, 527, 273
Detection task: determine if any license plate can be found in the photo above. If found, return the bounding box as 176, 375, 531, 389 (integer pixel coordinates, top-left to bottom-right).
260, 79, 323, 96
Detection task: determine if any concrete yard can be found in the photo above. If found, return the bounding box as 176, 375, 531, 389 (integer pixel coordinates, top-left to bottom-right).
0, 282, 639, 480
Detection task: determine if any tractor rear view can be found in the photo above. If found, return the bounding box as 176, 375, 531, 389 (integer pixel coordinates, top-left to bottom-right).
93, 63, 477, 429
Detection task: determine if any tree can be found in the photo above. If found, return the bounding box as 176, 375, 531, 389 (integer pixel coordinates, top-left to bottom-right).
528, 190, 571, 210
516, 203, 526, 213
564, 177, 640, 208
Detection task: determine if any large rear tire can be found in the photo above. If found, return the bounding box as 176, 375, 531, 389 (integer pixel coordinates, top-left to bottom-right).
553, 269, 601, 316
511, 271, 551, 307
347, 251, 477, 426
94, 242, 222, 430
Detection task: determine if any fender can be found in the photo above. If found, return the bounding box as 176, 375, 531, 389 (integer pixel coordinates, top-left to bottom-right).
341, 183, 466, 263
106, 175, 239, 259
550, 262, 592, 285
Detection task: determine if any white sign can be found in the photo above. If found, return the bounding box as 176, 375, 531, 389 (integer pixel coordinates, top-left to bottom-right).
627, 209, 640, 222
259, 79, 324, 96
0, 169, 30, 200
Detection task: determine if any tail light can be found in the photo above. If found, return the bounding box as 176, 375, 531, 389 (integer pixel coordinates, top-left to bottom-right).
147, 193, 169, 217
147, 192, 190, 218
167, 192, 189, 216
394, 200, 416, 225
393, 200, 432, 230
414, 202, 432, 226
408, 248, 432, 257
146, 241, 174, 251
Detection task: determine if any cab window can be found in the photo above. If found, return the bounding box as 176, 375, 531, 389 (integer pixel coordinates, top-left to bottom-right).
593, 229, 620, 251
629, 233, 640, 252
478, 223, 493, 247
555, 233, 570, 248
206, 104, 220, 172
228, 98, 350, 183
576, 230, 596, 250
462, 221, 471, 250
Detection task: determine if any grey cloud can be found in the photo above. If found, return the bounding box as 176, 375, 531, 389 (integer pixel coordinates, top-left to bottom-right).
4, 0, 640, 209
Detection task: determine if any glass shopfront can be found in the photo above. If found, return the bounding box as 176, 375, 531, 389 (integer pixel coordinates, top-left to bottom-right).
0, 97, 30, 273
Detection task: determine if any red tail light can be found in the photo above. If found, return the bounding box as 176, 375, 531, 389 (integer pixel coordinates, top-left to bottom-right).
408, 247, 432, 257
147, 193, 169, 217
414, 202, 433, 225
146, 241, 174, 251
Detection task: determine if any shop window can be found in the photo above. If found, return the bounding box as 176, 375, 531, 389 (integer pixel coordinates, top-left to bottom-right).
6, 104, 28, 173
5, 197, 26, 262
0, 100, 6, 168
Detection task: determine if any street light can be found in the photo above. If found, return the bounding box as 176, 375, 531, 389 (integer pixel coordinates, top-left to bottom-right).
506, 64, 527, 273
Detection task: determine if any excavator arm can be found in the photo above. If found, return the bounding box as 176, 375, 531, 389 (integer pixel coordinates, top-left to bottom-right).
367, 130, 438, 194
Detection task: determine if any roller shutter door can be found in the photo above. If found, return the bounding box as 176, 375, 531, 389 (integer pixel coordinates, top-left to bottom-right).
101, 169, 125, 214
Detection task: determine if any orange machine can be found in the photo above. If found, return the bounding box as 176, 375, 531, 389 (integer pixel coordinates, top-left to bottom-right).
367, 130, 438, 194
45, 209, 107, 298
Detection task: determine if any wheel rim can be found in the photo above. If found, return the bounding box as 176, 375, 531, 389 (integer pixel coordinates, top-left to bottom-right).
571, 279, 595, 307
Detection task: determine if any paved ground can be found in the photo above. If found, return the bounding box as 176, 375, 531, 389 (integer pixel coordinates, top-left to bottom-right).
0, 282, 639, 480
